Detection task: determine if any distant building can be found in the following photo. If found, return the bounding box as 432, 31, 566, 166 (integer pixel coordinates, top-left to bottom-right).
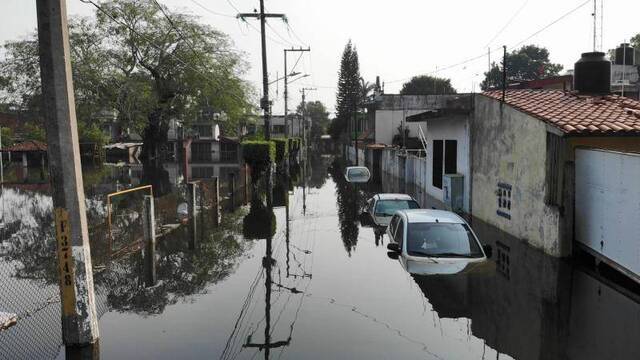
364, 94, 464, 147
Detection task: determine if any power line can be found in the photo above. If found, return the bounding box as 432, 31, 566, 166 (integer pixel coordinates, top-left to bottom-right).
484, 0, 530, 48
187, 0, 235, 18
387, 0, 591, 84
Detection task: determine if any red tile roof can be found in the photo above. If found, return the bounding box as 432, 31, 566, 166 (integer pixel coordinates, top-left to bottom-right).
1, 140, 48, 152
482, 89, 640, 134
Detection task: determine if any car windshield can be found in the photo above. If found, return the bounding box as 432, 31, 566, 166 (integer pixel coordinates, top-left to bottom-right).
374, 200, 420, 216
406, 222, 483, 258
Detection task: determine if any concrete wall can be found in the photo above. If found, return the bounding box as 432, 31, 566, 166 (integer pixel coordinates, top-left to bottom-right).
374, 109, 428, 145
472, 96, 563, 256
424, 115, 471, 212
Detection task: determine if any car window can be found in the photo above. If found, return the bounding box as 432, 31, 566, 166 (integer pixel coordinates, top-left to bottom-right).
395, 219, 405, 248
346, 167, 370, 183
389, 215, 399, 238
374, 199, 420, 216
406, 223, 483, 258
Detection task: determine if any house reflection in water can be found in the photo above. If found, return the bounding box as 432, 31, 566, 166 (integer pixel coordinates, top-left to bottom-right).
404, 217, 640, 360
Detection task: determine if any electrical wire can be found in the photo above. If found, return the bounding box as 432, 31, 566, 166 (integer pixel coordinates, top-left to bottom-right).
484, 0, 530, 48
187, 0, 235, 18
386, 0, 591, 84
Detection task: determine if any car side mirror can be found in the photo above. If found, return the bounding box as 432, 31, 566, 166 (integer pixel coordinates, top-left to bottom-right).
387, 243, 400, 253
482, 244, 493, 258
386, 251, 399, 260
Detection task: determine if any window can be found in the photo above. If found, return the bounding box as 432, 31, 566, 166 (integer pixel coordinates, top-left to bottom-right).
545, 132, 561, 206
220, 142, 238, 163
445, 140, 457, 174
395, 219, 405, 248
192, 166, 214, 179
374, 200, 420, 217
191, 142, 212, 161
389, 215, 399, 240
272, 125, 285, 134
406, 223, 483, 258
432, 140, 443, 189
196, 125, 213, 137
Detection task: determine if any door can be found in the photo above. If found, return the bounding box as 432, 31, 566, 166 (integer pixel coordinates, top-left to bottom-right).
575, 148, 640, 277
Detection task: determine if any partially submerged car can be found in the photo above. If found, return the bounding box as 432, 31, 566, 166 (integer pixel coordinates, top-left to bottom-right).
386, 209, 491, 270
364, 193, 420, 227
344, 166, 371, 183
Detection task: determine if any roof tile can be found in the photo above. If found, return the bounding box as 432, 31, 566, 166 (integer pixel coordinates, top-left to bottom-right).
482, 90, 640, 135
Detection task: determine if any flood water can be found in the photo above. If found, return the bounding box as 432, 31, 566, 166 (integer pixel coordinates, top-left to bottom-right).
1, 155, 640, 359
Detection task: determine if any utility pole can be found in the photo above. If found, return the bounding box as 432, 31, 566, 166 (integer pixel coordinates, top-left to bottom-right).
36, 0, 99, 345
238, 2, 286, 141
300, 88, 316, 155
502, 45, 507, 102
284, 47, 310, 138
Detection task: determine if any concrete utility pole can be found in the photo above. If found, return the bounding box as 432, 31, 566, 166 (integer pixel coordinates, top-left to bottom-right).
284, 47, 310, 137
238, 1, 286, 141
36, 0, 99, 345
300, 88, 316, 155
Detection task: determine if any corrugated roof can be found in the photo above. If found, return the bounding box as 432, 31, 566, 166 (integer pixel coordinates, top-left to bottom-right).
1, 140, 47, 152
482, 89, 640, 134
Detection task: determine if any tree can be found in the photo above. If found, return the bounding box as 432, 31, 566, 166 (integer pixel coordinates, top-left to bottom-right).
333, 40, 361, 140
400, 75, 456, 95
296, 100, 329, 145
481, 45, 563, 90
0, 0, 253, 160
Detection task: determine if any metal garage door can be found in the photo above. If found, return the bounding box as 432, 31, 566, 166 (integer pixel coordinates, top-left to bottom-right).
575, 148, 640, 278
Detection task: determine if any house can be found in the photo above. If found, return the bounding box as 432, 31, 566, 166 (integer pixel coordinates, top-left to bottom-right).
472, 52, 640, 272
365, 94, 463, 147
404, 94, 474, 212
267, 114, 308, 138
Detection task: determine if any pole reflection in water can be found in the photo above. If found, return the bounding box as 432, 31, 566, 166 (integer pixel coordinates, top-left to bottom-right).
64, 342, 100, 360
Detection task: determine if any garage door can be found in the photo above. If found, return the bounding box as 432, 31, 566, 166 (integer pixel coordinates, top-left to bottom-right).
575, 148, 640, 277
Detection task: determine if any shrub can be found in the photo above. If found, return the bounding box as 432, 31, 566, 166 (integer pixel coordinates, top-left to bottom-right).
241, 140, 275, 178
272, 138, 288, 163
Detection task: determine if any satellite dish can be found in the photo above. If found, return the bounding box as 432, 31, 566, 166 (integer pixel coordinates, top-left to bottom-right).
214, 124, 221, 141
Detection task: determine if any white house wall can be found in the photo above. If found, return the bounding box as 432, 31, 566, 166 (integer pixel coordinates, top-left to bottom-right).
374, 109, 429, 145
472, 96, 562, 256
424, 116, 471, 212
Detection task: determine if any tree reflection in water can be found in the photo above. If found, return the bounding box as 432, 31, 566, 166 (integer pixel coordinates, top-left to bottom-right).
328, 157, 361, 255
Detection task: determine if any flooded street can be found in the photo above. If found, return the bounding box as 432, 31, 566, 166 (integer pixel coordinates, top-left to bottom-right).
0, 156, 639, 360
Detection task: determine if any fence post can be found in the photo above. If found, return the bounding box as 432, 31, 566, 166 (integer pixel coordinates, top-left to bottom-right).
229, 173, 236, 211
142, 195, 156, 286
244, 164, 249, 205
212, 176, 221, 227
188, 182, 197, 250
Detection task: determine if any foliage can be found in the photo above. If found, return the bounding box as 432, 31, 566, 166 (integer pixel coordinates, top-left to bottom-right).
272, 138, 289, 163
333, 41, 362, 140
241, 140, 275, 178
0, 0, 254, 158
481, 45, 563, 90
242, 194, 276, 239
1, 127, 14, 147
400, 75, 456, 95
23, 123, 46, 142
297, 100, 330, 145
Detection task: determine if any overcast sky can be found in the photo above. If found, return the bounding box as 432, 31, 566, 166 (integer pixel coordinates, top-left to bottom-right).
2, 0, 638, 116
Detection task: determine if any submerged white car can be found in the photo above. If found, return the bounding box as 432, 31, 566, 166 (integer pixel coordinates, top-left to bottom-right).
386, 209, 490, 269
365, 194, 420, 227
344, 166, 371, 183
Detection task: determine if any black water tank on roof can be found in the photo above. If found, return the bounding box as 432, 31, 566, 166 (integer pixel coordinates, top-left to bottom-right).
615, 43, 635, 65
574, 52, 611, 95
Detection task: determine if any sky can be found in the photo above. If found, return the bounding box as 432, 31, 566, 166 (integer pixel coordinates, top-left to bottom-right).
1, 0, 639, 116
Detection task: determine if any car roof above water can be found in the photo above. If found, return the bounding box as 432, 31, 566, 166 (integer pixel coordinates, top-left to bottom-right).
398, 209, 465, 224
375, 193, 415, 201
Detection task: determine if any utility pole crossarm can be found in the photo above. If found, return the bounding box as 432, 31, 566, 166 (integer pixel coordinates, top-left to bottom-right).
237, 13, 287, 19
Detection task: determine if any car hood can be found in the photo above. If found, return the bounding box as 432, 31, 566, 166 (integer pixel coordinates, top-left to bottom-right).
401, 257, 493, 276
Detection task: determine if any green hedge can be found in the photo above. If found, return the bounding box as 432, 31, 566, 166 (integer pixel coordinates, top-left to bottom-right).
272, 138, 289, 163
242, 140, 275, 176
